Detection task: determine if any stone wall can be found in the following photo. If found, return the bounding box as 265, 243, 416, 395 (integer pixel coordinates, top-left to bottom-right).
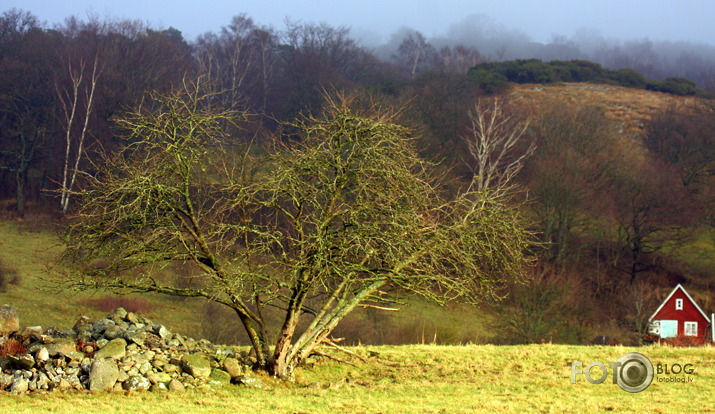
0, 307, 264, 393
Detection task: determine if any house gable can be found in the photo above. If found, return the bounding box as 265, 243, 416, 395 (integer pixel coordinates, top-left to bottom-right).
649, 284, 710, 323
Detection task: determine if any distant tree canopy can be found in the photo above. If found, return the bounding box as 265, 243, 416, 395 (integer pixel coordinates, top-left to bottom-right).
467, 59, 702, 96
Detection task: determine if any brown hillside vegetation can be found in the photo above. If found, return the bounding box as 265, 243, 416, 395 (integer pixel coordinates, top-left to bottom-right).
510, 83, 701, 136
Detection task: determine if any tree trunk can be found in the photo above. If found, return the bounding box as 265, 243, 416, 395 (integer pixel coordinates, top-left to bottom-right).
15, 169, 25, 218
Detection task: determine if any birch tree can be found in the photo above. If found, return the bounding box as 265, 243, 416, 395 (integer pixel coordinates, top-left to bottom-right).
461, 97, 534, 195
57, 54, 101, 214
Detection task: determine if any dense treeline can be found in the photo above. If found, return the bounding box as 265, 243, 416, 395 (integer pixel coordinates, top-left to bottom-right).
468, 59, 702, 96
1, 8, 714, 345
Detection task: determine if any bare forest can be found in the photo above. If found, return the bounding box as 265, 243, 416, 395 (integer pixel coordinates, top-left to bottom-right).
2, 8, 715, 355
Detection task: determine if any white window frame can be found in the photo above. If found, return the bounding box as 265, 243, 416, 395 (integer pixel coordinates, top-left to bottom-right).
684, 321, 698, 336
675, 298, 683, 310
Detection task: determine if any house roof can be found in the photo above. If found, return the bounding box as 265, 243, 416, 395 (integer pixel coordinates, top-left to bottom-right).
648, 284, 711, 323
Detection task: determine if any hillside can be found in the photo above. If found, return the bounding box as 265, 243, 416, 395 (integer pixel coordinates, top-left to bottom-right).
510, 82, 701, 136
0, 220, 494, 346
1, 80, 714, 348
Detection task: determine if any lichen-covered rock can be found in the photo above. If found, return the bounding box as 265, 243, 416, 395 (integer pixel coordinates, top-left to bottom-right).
222, 357, 244, 379
180, 353, 211, 379
107, 308, 128, 321
94, 338, 127, 360
123, 375, 150, 391
237, 373, 268, 389
89, 358, 119, 392
209, 368, 231, 385
43, 337, 77, 357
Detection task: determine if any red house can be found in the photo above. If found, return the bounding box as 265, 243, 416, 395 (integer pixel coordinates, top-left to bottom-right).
648, 284, 712, 341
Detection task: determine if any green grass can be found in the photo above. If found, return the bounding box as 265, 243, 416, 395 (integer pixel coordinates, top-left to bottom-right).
0, 344, 712, 413
0, 218, 494, 345
0, 220, 209, 336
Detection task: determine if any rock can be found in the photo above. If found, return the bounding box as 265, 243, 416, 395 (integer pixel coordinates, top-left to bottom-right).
150, 382, 168, 392
162, 363, 180, 374
35, 347, 50, 363
57, 377, 72, 390
19, 326, 43, 337
123, 375, 151, 391
181, 353, 212, 379
0, 305, 19, 335
0, 308, 254, 395
167, 378, 185, 391
66, 351, 86, 362
222, 357, 243, 379
10, 377, 29, 393
125, 312, 140, 324
72, 316, 91, 331
124, 331, 147, 347
237, 373, 267, 389
116, 367, 129, 380
103, 325, 122, 340
146, 371, 171, 385
108, 308, 128, 321
209, 368, 231, 385
94, 338, 127, 360
0, 374, 13, 390
44, 338, 77, 357
133, 350, 155, 365
138, 362, 152, 375
8, 354, 35, 370
92, 319, 115, 335
155, 325, 171, 339
89, 358, 119, 392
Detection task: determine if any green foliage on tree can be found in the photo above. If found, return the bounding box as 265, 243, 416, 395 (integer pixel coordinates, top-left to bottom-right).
467, 59, 702, 96
647, 77, 698, 96
59, 80, 534, 380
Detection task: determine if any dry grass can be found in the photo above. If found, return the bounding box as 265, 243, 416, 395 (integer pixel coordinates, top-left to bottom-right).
0, 344, 712, 413
510, 83, 700, 136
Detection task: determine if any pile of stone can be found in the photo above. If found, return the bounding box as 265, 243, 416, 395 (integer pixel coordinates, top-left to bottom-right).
0, 305, 263, 393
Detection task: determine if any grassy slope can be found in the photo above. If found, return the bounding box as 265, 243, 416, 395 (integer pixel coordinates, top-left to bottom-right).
0, 218, 495, 345
0, 344, 712, 413
0, 219, 208, 337
510, 82, 700, 136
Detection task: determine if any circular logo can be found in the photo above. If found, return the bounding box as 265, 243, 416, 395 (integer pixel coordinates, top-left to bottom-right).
615, 352, 653, 393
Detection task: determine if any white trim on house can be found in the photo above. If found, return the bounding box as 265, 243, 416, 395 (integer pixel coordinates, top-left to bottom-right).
648, 284, 711, 323
684, 321, 698, 336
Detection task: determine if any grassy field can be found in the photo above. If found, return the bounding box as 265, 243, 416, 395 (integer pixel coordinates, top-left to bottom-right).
1, 218, 714, 412
0, 343, 712, 413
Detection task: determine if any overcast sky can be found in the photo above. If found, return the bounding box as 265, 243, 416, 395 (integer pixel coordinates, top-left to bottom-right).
4, 0, 713, 45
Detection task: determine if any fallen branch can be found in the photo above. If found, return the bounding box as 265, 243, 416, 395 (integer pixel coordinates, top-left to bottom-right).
310, 350, 357, 367
357, 304, 400, 311
320, 337, 368, 363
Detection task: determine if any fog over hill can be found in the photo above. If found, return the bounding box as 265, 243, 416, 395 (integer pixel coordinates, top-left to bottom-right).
5, 1, 715, 88
372, 14, 715, 89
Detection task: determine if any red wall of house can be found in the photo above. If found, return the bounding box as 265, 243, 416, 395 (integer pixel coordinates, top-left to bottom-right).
653, 288, 709, 338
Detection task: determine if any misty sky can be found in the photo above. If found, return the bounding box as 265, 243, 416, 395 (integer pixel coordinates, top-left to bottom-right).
5, 0, 714, 45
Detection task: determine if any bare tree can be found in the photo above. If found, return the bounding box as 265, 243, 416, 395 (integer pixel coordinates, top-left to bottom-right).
392, 30, 436, 79
60, 81, 534, 380
612, 160, 696, 284
57, 54, 101, 214
437, 45, 483, 74
461, 97, 534, 195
